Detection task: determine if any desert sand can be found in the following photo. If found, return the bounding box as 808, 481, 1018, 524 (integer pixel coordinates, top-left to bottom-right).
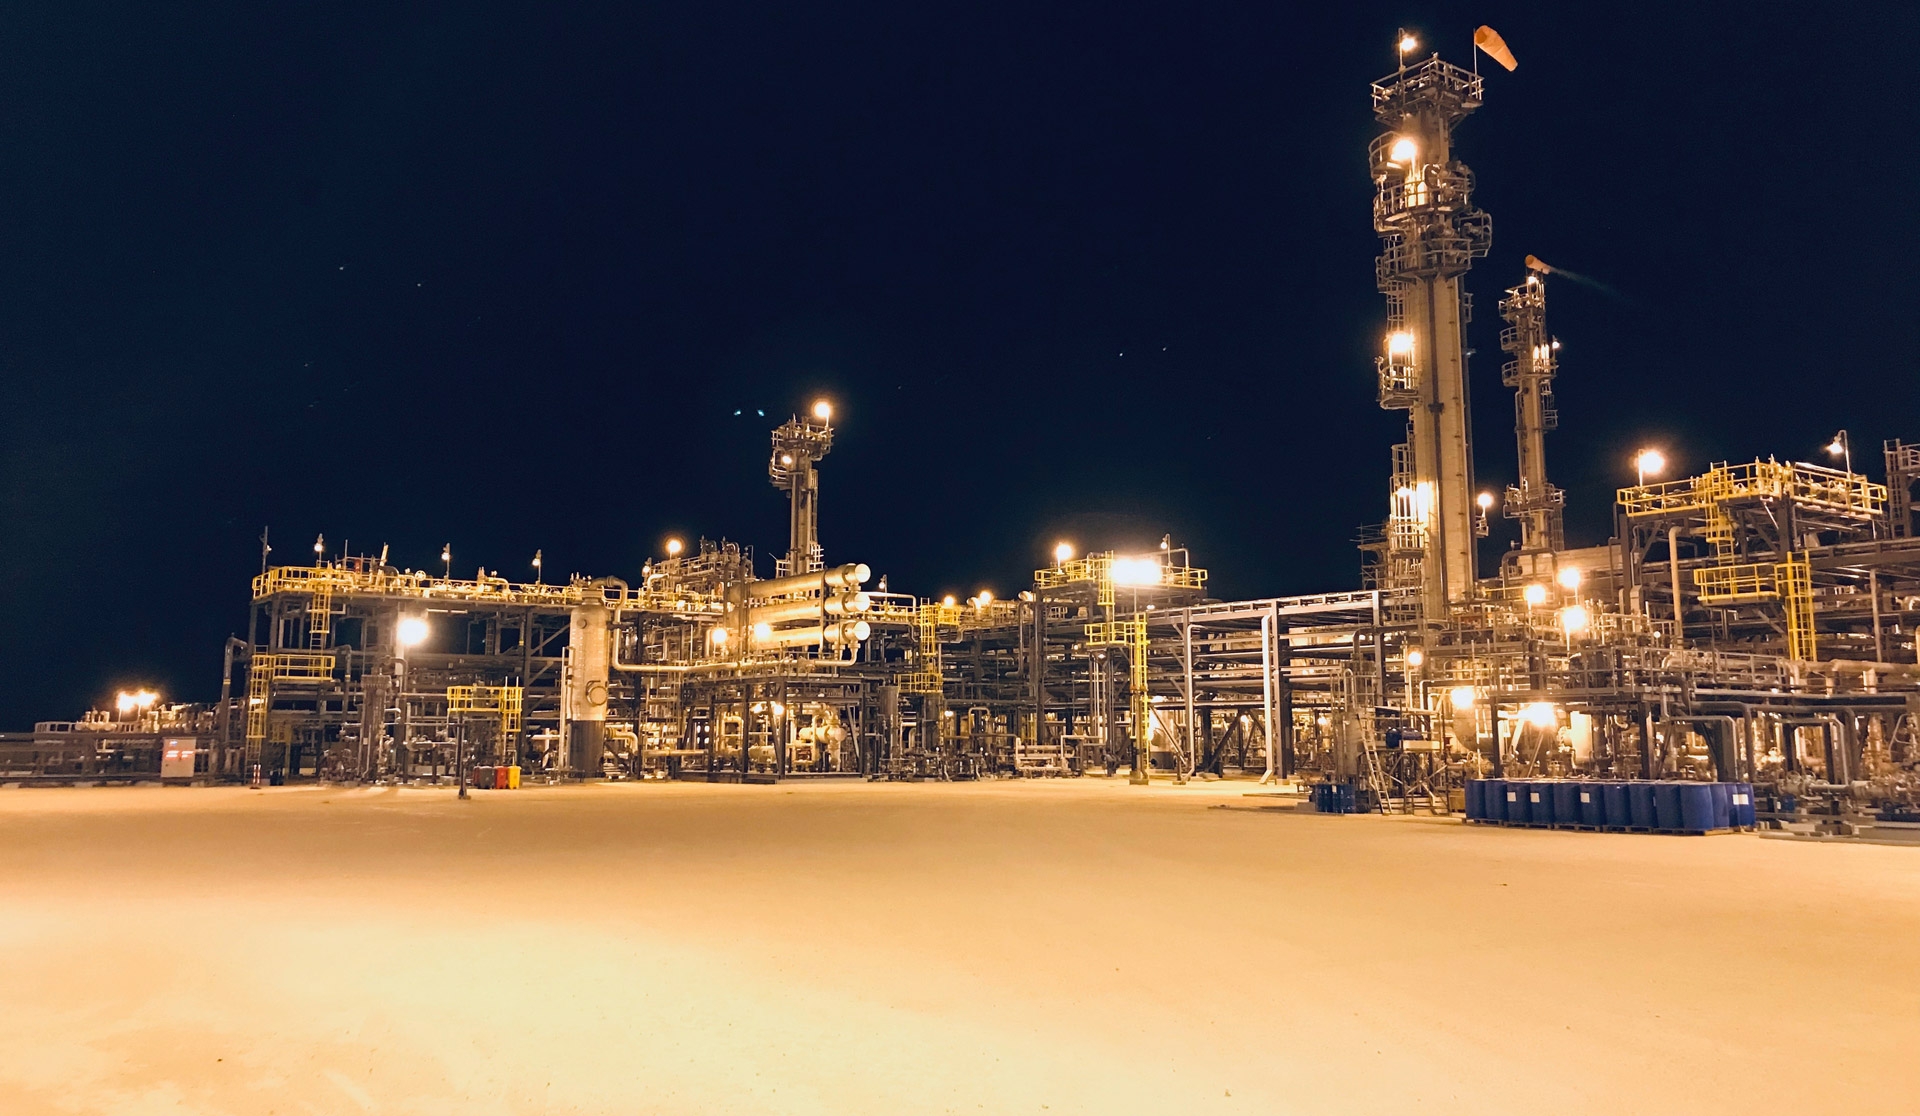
2, 778, 1916, 1114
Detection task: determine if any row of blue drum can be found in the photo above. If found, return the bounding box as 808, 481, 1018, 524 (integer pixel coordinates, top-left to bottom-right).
1466, 778, 1755, 833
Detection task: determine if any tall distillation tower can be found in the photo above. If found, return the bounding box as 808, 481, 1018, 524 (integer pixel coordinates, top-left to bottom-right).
769, 400, 835, 577
1499, 263, 1564, 564
1370, 46, 1492, 621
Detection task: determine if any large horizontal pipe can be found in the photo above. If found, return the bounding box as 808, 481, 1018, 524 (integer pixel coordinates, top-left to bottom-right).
747, 591, 870, 627
753, 620, 871, 649
746, 563, 870, 601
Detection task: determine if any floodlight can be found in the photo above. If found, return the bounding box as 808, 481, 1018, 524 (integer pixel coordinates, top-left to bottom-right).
1386, 330, 1415, 355
1523, 583, 1548, 607
396, 616, 430, 648
1109, 557, 1161, 587
1405, 648, 1424, 668
812, 400, 833, 421
1635, 448, 1666, 485
1449, 686, 1476, 710
1054, 541, 1074, 564
1561, 604, 1591, 635
1387, 137, 1418, 165
666, 538, 684, 557
1556, 566, 1583, 591
1521, 702, 1558, 728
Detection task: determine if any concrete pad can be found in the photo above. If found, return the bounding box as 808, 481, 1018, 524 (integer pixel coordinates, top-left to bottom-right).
1, 779, 1916, 1114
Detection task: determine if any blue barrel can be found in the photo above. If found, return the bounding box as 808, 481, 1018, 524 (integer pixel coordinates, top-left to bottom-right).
1602, 782, 1631, 828
1552, 782, 1581, 826
1506, 780, 1531, 824
1483, 778, 1507, 822
1527, 781, 1552, 825
1709, 783, 1732, 830
1731, 782, 1755, 828
1577, 783, 1606, 826
1627, 781, 1657, 828
1678, 783, 1715, 832
1465, 779, 1485, 820
1653, 782, 1685, 831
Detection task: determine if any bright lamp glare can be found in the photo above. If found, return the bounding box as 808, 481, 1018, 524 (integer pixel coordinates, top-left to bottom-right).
1561, 603, 1591, 634
1387, 137, 1418, 165
1520, 702, 1558, 728
1556, 566, 1583, 591
1477, 491, 1495, 511
1054, 541, 1074, 563
1635, 448, 1666, 478
942, 595, 956, 608
812, 400, 833, 421
1399, 35, 1418, 52
1385, 330, 1415, 356
1109, 557, 1162, 587
665, 538, 683, 557
396, 616, 430, 648
1405, 648, 1424, 668
1522, 583, 1548, 607
1449, 686, 1476, 710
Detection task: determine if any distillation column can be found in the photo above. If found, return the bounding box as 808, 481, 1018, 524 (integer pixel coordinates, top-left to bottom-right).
769, 404, 835, 576
1499, 264, 1564, 558
1370, 52, 1492, 620
564, 600, 609, 777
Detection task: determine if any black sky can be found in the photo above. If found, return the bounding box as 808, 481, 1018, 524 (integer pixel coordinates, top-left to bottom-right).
3, 3, 1916, 727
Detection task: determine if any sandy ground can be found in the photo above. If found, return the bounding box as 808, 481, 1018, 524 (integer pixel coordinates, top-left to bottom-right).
2, 779, 1917, 1115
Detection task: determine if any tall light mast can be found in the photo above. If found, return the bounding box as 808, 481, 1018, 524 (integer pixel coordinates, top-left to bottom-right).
1499, 263, 1565, 557
1370, 39, 1492, 621
769, 400, 835, 577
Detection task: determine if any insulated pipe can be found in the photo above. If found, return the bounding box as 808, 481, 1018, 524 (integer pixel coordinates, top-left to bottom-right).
747, 591, 870, 628
753, 620, 871, 650
1670, 714, 1741, 781
746, 563, 870, 601
1668, 526, 1685, 642
1259, 613, 1276, 785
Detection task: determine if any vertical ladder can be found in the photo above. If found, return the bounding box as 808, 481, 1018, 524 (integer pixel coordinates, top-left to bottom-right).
1779, 554, 1815, 661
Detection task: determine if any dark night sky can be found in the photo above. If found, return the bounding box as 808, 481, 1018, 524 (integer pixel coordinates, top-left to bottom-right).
2, 3, 1916, 727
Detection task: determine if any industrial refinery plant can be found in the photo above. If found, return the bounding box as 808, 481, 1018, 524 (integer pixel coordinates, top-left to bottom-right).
9, 33, 1918, 841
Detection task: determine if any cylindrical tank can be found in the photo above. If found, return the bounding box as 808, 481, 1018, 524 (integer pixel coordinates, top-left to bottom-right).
1551, 781, 1580, 827
1602, 782, 1631, 828
1577, 782, 1606, 827
752, 619, 871, 650
1465, 778, 1485, 820
1507, 779, 1531, 825
1653, 781, 1685, 831
1627, 781, 1657, 829
745, 563, 871, 601
1732, 782, 1756, 828
1678, 783, 1716, 832
747, 591, 871, 628
1483, 778, 1506, 822
565, 602, 610, 778
1709, 783, 1733, 830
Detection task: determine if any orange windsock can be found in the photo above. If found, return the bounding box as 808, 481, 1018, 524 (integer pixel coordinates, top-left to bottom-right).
1475, 26, 1518, 71
1525, 254, 1552, 274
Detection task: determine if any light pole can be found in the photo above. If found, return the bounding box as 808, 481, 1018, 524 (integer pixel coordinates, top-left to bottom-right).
1826, 429, 1852, 474
1635, 447, 1667, 487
